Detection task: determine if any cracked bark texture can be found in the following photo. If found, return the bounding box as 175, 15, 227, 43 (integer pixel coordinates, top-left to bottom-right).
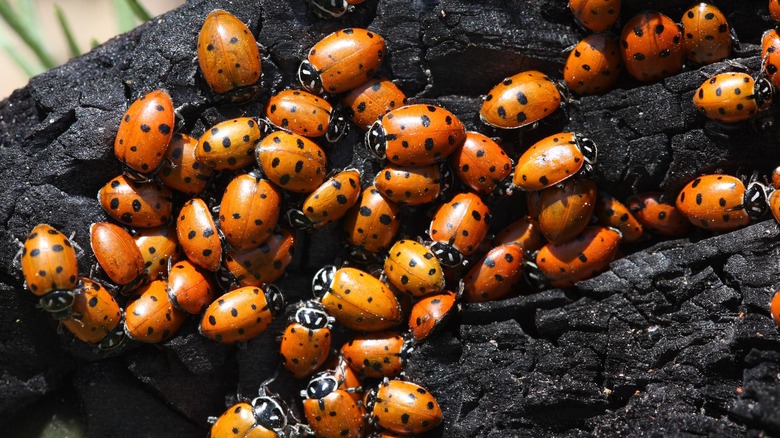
1, 0, 780, 436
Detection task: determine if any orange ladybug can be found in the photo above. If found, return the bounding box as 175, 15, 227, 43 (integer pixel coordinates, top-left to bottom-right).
533, 226, 621, 288
157, 133, 214, 195
218, 173, 282, 251
90, 222, 145, 287
384, 240, 445, 297
341, 331, 410, 378
366, 379, 443, 435
114, 89, 174, 181
61, 277, 124, 350
133, 225, 179, 281
762, 30, 780, 90
449, 131, 512, 196
772, 0, 780, 22
527, 178, 598, 245
197, 10, 262, 102
208, 395, 290, 438
167, 260, 215, 314
222, 228, 295, 288
693, 72, 773, 124
255, 131, 328, 194
299, 28, 385, 95
313, 266, 402, 332
564, 33, 622, 95
620, 12, 684, 82
341, 77, 407, 130
366, 104, 466, 166
196, 117, 267, 170
428, 192, 491, 267
626, 192, 691, 237
199, 285, 284, 344
288, 169, 361, 230
98, 175, 173, 228
20, 224, 80, 318
680, 3, 731, 65
408, 290, 458, 341
124, 279, 187, 343
568, 0, 620, 32
463, 242, 525, 302
373, 163, 446, 206
177, 198, 222, 271
595, 192, 643, 242
301, 372, 366, 438
480, 70, 562, 129
676, 175, 769, 232
770, 290, 780, 326
493, 216, 547, 254
769, 189, 780, 224
265, 89, 348, 142
343, 184, 402, 262
512, 132, 597, 191
280, 300, 333, 379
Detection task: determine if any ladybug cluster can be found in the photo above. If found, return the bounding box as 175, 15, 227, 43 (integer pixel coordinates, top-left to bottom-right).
17, 1, 780, 437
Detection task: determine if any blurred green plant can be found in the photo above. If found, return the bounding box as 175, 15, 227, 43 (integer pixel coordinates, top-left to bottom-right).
0, 0, 152, 77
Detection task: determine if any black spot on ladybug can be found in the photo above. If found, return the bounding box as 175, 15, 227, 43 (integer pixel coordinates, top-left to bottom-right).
695, 193, 703, 205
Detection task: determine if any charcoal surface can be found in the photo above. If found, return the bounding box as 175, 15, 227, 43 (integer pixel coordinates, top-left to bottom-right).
1, 0, 780, 436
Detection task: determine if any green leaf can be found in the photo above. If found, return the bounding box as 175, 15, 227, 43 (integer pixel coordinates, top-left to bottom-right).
0, 0, 57, 68
54, 4, 81, 58
124, 0, 151, 23
113, 0, 137, 33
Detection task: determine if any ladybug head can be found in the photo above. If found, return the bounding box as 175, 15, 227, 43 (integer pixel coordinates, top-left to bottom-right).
576, 136, 598, 165
346, 244, 379, 264
294, 304, 332, 330
304, 372, 339, 400
312, 265, 337, 298
364, 387, 378, 413
308, 0, 352, 19
754, 77, 774, 111
743, 181, 770, 220
365, 120, 387, 160
251, 396, 288, 431
286, 208, 313, 229
429, 242, 464, 268
264, 284, 286, 317
298, 60, 323, 95
98, 323, 126, 351
326, 111, 349, 143
38, 290, 77, 320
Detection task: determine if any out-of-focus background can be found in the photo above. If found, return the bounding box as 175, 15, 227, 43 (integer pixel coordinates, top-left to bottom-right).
0, 0, 184, 99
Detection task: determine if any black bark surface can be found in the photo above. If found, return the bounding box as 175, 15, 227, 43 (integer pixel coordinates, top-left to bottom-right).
1, 0, 780, 436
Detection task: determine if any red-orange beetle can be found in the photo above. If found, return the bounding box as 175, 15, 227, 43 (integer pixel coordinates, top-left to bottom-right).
533, 226, 621, 288
199, 285, 284, 344
527, 178, 598, 245
218, 173, 282, 251
177, 198, 222, 272
114, 89, 174, 181
341, 77, 407, 130
265, 89, 347, 143
480, 70, 562, 129
512, 132, 597, 192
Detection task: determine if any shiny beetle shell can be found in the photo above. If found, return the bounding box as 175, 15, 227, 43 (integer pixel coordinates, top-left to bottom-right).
535, 226, 621, 288
762, 29, 780, 90
196, 117, 265, 170
98, 175, 173, 228
681, 3, 731, 65
21, 224, 79, 299
219, 174, 282, 251
428, 192, 491, 260
626, 192, 692, 237
528, 178, 598, 245
265, 89, 347, 143
564, 33, 622, 95
255, 131, 328, 194
133, 225, 179, 281
693, 73, 773, 123
367, 379, 443, 435
61, 277, 123, 347
493, 216, 547, 254
771, 289, 780, 326
292, 169, 361, 229
595, 192, 643, 242
480, 70, 562, 129
512, 132, 596, 191
124, 279, 187, 343
676, 174, 767, 232
177, 198, 222, 271
374, 163, 442, 206
568, 0, 620, 32
620, 12, 684, 82
280, 301, 332, 378
463, 243, 525, 303
341, 331, 408, 378
158, 133, 214, 196
343, 185, 402, 257
114, 89, 174, 178
449, 131, 512, 196
408, 290, 457, 341
199, 286, 284, 344
208, 401, 281, 438
384, 240, 445, 297
197, 10, 261, 101
302, 374, 366, 438
223, 228, 295, 287
341, 77, 407, 130
90, 222, 145, 286
167, 260, 216, 314
770, 190, 780, 225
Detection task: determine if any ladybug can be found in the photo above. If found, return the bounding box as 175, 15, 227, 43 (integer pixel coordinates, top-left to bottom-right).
763, 29, 780, 91
98, 175, 173, 228
299, 28, 385, 95
564, 33, 622, 96
462, 243, 525, 303
493, 216, 547, 254
61, 277, 124, 350
265, 89, 348, 143
288, 169, 362, 230
527, 178, 598, 245
279, 300, 333, 379
342, 331, 410, 378
218, 173, 282, 251
365, 379, 443, 435
20, 224, 79, 318
157, 133, 214, 196
366, 104, 466, 166
90, 222, 145, 287
124, 279, 187, 343
197, 9, 262, 102
383, 239, 445, 297
681, 3, 731, 65
532, 226, 621, 288
620, 12, 684, 82
773, 165, 780, 189
449, 131, 512, 196
341, 77, 407, 130
773, 0, 780, 22
480, 70, 562, 129
177, 198, 223, 272
626, 192, 691, 237
693, 72, 773, 124
312, 265, 402, 331
196, 117, 267, 170
512, 132, 597, 192
325, 355, 365, 402
133, 225, 180, 281
114, 89, 174, 181
255, 131, 328, 194
595, 192, 643, 243
770, 189, 780, 226
771, 290, 780, 326
199, 285, 284, 344
301, 372, 366, 438
208, 396, 290, 438
676, 174, 769, 232
167, 260, 216, 315
306, 0, 352, 19
373, 163, 448, 206
428, 192, 491, 267
408, 290, 457, 342
222, 228, 295, 288
343, 184, 402, 262
568, 0, 620, 32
